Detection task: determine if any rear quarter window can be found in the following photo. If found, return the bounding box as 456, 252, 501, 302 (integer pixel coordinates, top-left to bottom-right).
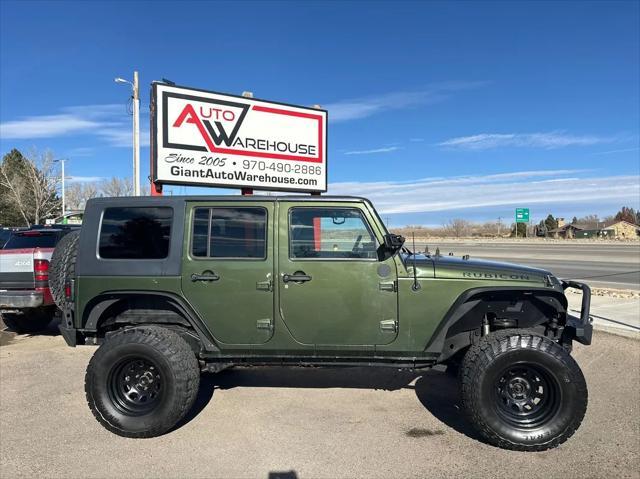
99, 207, 173, 259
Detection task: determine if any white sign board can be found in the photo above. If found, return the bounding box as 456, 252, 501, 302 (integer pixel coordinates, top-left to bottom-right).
152, 84, 327, 192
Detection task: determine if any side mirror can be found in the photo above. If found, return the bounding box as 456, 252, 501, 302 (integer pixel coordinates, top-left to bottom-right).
383, 233, 405, 254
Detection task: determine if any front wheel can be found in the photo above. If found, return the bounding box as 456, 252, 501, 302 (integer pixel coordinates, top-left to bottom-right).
460, 329, 587, 451
85, 326, 200, 438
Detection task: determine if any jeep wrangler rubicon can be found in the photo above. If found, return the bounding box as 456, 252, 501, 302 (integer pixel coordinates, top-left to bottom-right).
51, 196, 592, 450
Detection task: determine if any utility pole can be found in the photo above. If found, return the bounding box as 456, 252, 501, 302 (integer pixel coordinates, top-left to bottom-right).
132, 71, 140, 196
497, 216, 502, 237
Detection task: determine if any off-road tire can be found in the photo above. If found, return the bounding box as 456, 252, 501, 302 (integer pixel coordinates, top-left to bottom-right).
49, 230, 80, 309
1, 308, 53, 334
85, 326, 200, 438
460, 329, 587, 451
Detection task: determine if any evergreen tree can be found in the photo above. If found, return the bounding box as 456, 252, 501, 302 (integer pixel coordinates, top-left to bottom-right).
511, 223, 526, 237
614, 206, 637, 224
544, 214, 558, 233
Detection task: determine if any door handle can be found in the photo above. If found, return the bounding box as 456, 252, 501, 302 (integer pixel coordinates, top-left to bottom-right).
282, 272, 312, 283
191, 272, 220, 282
380, 319, 398, 332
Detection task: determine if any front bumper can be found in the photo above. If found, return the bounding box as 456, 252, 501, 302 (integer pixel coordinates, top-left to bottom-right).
562, 280, 593, 345
0, 290, 44, 309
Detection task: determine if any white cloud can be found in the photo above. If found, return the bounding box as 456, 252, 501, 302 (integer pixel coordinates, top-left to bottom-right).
324, 81, 485, 123
329, 170, 640, 214
67, 176, 106, 183
591, 147, 640, 156
439, 132, 614, 150
98, 127, 150, 148
64, 147, 94, 157
0, 104, 147, 148
0, 114, 102, 139
344, 146, 401, 155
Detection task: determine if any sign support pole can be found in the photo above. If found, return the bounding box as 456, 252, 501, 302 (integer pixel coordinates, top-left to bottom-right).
240, 91, 255, 196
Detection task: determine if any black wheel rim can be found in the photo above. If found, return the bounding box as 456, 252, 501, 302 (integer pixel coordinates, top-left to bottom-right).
494, 363, 561, 429
108, 357, 162, 416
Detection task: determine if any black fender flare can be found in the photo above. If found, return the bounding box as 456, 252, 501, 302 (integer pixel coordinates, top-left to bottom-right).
425, 286, 567, 357
81, 290, 219, 352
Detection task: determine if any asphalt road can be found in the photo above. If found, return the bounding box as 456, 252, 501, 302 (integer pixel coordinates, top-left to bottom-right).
1, 326, 638, 479
421, 241, 640, 290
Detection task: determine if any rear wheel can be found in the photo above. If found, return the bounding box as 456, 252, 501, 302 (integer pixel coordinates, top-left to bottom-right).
1, 308, 53, 334
460, 329, 587, 451
85, 326, 200, 438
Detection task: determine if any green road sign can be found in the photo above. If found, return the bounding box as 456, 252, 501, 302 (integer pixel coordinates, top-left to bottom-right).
515, 208, 530, 223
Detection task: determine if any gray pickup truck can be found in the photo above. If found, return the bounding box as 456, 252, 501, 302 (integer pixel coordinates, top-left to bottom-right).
0, 227, 76, 333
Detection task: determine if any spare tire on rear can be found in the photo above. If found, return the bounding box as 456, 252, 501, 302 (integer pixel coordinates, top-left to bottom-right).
49, 230, 80, 309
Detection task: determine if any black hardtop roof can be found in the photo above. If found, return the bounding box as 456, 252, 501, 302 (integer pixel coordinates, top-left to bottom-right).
87, 195, 371, 205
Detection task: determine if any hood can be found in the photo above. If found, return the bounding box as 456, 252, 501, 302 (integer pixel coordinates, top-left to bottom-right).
403, 254, 550, 284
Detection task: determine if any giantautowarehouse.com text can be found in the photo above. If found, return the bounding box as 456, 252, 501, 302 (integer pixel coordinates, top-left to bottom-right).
168, 166, 318, 186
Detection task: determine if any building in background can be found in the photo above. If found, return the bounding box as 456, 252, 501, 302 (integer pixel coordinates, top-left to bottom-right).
549, 220, 639, 239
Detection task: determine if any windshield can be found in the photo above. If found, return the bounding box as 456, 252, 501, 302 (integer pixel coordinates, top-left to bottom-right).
4, 232, 58, 249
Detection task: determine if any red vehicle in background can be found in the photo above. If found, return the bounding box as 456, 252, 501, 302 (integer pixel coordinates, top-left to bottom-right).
0, 227, 77, 333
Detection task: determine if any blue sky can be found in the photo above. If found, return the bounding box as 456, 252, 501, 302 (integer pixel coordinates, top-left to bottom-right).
1, 0, 638, 226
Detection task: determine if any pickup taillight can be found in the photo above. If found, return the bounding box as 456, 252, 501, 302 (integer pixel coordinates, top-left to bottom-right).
34, 259, 50, 282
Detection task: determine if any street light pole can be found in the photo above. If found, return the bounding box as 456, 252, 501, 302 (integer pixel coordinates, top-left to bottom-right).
60, 159, 65, 216
53, 159, 66, 217
115, 72, 140, 196
132, 71, 140, 196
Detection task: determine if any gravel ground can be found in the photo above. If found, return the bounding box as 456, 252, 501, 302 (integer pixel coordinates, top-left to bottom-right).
0, 324, 638, 479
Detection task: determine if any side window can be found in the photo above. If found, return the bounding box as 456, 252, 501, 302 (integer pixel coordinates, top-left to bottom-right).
289, 208, 378, 260
191, 207, 267, 259
99, 207, 173, 259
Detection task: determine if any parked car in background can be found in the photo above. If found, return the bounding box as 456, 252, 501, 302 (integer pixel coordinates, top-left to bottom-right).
0, 227, 27, 249
0, 229, 13, 249
0, 226, 79, 333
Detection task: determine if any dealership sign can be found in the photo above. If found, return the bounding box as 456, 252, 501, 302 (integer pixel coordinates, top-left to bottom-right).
151, 83, 327, 192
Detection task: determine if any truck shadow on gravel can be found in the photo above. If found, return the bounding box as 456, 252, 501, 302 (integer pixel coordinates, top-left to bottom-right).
0, 317, 61, 338
0, 317, 60, 345
177, 366, 480, 442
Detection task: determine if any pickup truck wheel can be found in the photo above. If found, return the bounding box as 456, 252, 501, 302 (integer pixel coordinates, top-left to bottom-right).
85, 326, 200, 438
1, 309, 53, 334
460, 329, 587, 451
49, 230, 80, 309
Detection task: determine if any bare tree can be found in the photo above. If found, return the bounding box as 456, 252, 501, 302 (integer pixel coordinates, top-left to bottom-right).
0, 149, 60, 226
0, 159, 30, 226
444, 219, 471, 238
100, 177, 133, 197
66, 182, 99, 211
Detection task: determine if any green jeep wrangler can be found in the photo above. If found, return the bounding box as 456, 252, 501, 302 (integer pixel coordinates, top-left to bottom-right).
50, 195, 592, 450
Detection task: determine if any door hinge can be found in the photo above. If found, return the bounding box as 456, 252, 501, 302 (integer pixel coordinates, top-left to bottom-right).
256, 280, 272, 291
379, 281, 397, 292
256, 318, 273, 331
380, 319, 398, 332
